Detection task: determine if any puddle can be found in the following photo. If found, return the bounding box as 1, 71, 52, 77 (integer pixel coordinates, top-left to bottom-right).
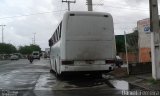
109, 80, 143, 90
35, 74, 57, 90
109, 80, 129, 90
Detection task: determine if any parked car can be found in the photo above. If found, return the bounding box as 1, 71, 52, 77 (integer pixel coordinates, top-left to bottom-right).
13, 53, 23, 59
10, 55, 19, 60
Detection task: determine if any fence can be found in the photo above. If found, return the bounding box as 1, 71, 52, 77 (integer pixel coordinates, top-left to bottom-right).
129, 62, 152, 75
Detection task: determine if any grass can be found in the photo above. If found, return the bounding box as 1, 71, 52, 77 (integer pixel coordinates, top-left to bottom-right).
148, 78, 160, 85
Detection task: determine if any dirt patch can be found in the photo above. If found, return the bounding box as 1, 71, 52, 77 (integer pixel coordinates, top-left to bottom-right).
109, 68, 128, 78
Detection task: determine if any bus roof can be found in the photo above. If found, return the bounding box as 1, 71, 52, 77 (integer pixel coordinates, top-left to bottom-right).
64, 11, 112, 17
48, 11, 113, 47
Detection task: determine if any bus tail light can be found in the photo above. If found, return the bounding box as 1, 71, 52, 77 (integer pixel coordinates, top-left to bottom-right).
62, 60, 74, 65
105, 60, 115, 64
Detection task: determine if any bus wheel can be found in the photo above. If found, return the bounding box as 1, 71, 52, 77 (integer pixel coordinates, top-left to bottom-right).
92, 73, 102, 79
50, 69, 54, 73
55, 73, 61, 79
56, 73, 65, 80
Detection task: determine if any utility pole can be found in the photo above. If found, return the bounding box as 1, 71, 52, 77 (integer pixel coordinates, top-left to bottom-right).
33, 33, 36, 44
62, 0, 76, 11
124, 31, 129, 74
32, 38, 34, 44
0, 25, 6, 43
86, 0, 93, 11
149, 0, 160, 80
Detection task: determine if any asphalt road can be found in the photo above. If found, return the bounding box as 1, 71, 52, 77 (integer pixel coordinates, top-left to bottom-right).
0, 59, 143, 96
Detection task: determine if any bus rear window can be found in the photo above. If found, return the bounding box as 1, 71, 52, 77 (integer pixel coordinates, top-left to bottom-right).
33, 53, 38, 55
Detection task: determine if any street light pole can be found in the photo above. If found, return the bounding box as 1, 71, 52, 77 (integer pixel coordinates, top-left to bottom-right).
124, 31, 129, 74
0, 25, 6, 43
32, 38, 34, 44
34, 33, 36, 44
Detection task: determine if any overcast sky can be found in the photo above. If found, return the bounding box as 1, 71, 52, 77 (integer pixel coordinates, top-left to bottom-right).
0, 0, 159, 50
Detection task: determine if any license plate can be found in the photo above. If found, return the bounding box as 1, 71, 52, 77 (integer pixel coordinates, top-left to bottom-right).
85, 60, 94, 64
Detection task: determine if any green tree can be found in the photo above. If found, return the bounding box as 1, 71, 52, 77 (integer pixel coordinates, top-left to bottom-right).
115, 29, 139, 62
30, 44, 41, 52
126, 29, 139, 62
115, 35, 125, 53
115, 29, 138, 54
126, 30, 138, 52
18, 44, 41, 55
0, 43, 17, 54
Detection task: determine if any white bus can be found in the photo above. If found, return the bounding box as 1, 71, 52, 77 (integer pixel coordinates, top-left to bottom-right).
49, 11, 116, 77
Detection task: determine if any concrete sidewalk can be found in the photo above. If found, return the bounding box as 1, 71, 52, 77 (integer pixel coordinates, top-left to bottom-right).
110, 68, 160, 90
0, 60, 11, 65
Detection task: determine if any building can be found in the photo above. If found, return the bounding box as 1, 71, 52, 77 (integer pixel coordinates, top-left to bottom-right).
45, 48, 50, 58
137, 18, 151, 62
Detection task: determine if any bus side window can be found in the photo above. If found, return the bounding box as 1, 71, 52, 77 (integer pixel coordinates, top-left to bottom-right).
56, 29, 59, 41
53, 32, 56, 44
59, 22, 62, 38
57, 26, 60, 40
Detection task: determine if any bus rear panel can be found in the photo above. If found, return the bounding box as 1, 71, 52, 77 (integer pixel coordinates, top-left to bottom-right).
60, 12, 116, 74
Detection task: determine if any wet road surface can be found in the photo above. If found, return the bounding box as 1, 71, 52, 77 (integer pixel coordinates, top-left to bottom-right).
0, 59, 144, 96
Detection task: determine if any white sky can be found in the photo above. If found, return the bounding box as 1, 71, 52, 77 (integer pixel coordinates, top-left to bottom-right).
0, 0, 159, 50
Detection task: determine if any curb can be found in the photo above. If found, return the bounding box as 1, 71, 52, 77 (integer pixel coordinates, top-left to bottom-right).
129, 82, 151, 90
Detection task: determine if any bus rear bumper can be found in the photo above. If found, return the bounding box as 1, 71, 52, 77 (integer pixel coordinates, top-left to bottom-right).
60, 64, 114, 74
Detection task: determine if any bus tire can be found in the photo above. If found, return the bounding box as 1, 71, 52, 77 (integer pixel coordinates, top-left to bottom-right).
92, 73, 102, 79
50, 69, 54, 73
55, 73, 63, 80
55, 61, 61, 79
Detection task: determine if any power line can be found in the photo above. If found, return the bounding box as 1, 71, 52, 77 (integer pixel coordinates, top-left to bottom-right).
93, 0, 151, 11
0, 10, 67, 20
103, 5, 149, 11
57, 2, 64, 20
104, 4, 160, 12
103, 0, 149, 10
94, 0, 104, 10
72, 1, 87, 11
